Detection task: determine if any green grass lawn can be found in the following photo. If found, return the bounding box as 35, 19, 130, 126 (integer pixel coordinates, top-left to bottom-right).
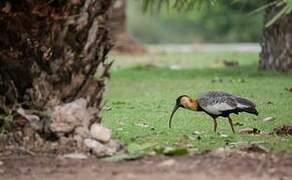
103, 51, 292, 155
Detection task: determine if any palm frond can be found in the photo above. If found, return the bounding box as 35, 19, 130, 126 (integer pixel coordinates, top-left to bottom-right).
256, 0, 292, 27
142, 0, 292, 27
142, 0, 216, 12
265, 3, 288, 27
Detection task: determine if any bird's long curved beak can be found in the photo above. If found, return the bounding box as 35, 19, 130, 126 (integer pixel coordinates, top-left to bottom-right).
169, 105, 180, 128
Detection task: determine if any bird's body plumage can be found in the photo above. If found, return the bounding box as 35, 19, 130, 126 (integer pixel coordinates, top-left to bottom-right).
169, 91, 259, 133
197, 91, 258, 118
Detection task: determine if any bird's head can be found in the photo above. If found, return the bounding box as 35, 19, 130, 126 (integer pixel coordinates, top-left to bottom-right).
169, 95, 198, 128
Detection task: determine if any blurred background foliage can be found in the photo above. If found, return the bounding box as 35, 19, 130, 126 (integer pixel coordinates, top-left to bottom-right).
127, 1, 264, 43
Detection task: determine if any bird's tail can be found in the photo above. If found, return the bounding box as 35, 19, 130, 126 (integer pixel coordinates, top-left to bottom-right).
236, 97, 259, 116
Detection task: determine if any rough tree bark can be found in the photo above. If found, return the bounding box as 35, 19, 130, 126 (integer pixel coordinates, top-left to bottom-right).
109, 0, 147, 54
0, 0, 112, 122
259, 2, 292, 72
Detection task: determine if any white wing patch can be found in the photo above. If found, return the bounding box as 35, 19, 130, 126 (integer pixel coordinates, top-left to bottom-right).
237, 103, 250, 108
204, 103, 235, 115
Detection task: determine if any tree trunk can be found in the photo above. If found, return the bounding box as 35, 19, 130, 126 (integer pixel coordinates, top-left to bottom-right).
259, 2, 292, 72
0, 0, 112, 122
109, 0, 147, 54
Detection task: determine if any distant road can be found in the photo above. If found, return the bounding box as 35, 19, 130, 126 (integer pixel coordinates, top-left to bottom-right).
148, 43, 261, 53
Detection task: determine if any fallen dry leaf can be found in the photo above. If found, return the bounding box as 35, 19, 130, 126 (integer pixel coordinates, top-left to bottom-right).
263, 117, 274, 122
215, 59, 239, 67
285, 87, 292, 92
239, 128, 261, 135
273, 124, 292, 136
241, 143, 268, 153
135, 122, 149, 128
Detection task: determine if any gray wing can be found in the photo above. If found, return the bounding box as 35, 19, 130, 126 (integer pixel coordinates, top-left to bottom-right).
197, 91, 237, 115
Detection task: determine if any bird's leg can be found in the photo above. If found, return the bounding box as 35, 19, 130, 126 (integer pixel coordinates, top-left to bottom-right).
213, 118, 217, 133
227, 116, 235, 134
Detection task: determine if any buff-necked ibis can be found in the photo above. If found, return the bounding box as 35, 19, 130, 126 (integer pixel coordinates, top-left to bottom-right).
169, 91, 258, 133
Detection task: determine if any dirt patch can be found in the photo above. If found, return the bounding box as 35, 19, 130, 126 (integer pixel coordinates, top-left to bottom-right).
1, 152, 292, 180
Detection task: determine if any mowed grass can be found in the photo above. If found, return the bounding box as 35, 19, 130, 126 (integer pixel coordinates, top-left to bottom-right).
102, 51, 292, 154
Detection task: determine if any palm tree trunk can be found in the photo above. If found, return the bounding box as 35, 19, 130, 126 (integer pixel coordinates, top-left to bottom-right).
109, 0, 147, 54
0, 0, 112, 122
259, 2, 292, 72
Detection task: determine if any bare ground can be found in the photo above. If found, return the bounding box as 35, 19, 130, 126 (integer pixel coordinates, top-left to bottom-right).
1, 152, 292, 180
